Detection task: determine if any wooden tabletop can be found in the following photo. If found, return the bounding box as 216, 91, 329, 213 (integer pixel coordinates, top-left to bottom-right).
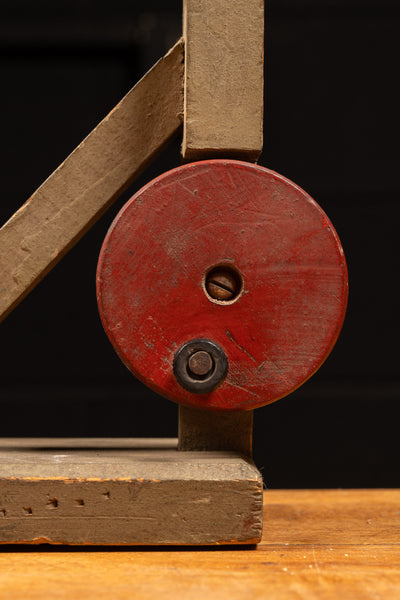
1, 489, 399, 599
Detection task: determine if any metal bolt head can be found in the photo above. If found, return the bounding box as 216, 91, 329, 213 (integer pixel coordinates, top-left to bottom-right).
188, 350, 213, 378
206, 269, 238, 301
173, 339, 228, 394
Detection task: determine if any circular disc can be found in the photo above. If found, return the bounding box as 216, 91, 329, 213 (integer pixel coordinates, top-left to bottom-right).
97, 160, 348, 411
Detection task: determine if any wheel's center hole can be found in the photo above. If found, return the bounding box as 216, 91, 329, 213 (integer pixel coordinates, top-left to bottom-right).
204, 265, 243, 304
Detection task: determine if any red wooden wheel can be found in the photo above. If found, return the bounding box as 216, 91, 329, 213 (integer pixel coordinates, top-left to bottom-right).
97, 160, 348, 411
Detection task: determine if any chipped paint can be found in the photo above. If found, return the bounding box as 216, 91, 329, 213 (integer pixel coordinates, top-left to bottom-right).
97, 160, 348, 411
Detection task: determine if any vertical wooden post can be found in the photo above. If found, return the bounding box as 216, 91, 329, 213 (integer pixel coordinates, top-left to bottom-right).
182, 0, 264, 161
180, 0, 264, 452
179, 406, 253, 455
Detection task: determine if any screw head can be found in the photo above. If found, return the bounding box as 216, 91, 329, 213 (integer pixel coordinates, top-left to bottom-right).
205, 266, 243, 303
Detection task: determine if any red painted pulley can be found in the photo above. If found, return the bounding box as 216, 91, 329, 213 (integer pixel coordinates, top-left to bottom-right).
97, 160, 348, 411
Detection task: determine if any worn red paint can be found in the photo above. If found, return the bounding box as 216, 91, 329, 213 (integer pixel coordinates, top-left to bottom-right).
97, 160, 348, 411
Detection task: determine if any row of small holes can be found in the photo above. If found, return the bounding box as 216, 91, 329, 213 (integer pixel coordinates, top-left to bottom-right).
0, 492, 110, 516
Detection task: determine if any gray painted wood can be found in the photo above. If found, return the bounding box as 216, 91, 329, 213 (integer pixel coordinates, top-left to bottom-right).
182, 0, 264, 161
0, 438, 263, 545
0, 40, 184, 323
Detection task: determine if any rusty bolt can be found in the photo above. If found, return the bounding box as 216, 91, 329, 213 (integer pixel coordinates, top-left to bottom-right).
206, 269, 238, 301
173, 339, 228, 394
188, 350, 213, 378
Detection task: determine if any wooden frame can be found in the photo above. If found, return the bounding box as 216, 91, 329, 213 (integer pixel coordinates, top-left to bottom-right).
0, 1, 264, 545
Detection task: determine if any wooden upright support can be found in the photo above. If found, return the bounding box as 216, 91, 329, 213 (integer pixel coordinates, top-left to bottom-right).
182, 0, 264, 161
179, 0, 264, 453
179, 406, 253, 455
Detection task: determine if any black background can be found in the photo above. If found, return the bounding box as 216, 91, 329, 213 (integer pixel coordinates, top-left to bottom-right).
0, 0, 399, 488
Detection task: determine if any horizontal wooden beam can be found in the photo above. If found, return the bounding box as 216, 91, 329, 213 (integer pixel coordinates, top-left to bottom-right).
0, 438, 263, 545
0, 39, 184, 324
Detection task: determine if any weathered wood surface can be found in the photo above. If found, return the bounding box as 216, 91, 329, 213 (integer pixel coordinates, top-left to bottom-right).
0, 490, 399, 600
0, 40, 184, 324
179, 405, 253, 454
182, 0, 264, 161
0, 438, 263, 545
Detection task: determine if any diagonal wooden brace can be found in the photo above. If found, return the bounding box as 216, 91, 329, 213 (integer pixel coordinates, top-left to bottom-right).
0, 39, 184, 324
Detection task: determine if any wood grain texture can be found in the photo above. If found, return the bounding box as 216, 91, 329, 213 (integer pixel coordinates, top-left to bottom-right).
263, 488, 400, 545
0, 438, 263, 545
178, 405, 253, 454
182, 0, 264, 161
0, 39, 184, 324
0, 490, 399, 600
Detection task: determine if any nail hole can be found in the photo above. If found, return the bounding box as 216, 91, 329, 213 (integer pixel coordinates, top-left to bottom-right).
75, 499, 85, 506
47, 497, 58, 509
102, 492, 110, 500
0, 509, 5, 517
204, 264, 244, 305
23, 507, 33, 515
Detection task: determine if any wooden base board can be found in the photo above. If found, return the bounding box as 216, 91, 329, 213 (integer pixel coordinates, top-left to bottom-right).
0, 438, 263, 545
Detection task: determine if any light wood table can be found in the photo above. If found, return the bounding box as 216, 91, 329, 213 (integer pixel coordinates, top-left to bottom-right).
1, 489, 399, 599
